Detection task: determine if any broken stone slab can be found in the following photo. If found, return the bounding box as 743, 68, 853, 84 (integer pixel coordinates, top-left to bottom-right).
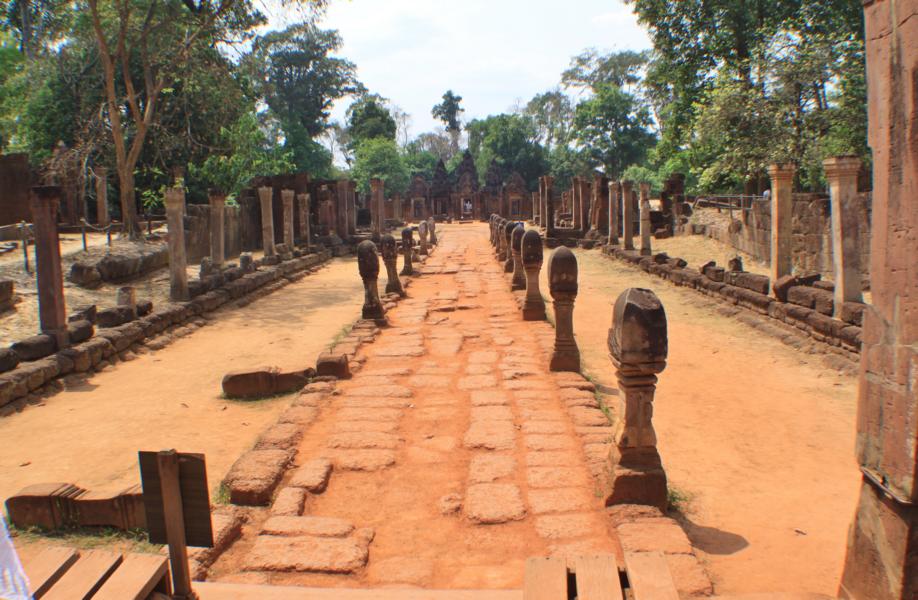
288, 458, 333, 493
223, 448, 294, 506
221, 367, 309, 399
244, 534, 369, 574
271, 487, 307, 516
464, 483, 526, 524
315, 352, 351, 379
255, 423, 303, 451
96, 306, 136, 328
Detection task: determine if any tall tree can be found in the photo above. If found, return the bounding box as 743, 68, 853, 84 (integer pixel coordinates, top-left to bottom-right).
347, 94, 396, 148
431, 89, 464, 154
350, 137, 408, 195
524, 89, 574, 150
561, 49, 649, 92
466, 114, 547, 190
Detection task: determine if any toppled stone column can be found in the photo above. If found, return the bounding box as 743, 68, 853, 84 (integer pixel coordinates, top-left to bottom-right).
297, 193, 311, 248
605, 287, 668, 509
521, 229, 546, 321
503, 221, 516, 273
400, 227, 414, 276
164, 187, 189, 301
380, 234, 405, 297
768, 163, 796, 284
840, 2, 918, 597
621, 180, 635, 250
824, 156, 864, 312
428, 217, 438, 245
209, 189, 225, 267
94, 167, 109, 227
608, 181, 620, 246
281, 189, 295, 249
639, 182, 652, 256
548, 247, 580, 372
510, 224, 526, 291
30, 186, 69, 348
357, 240, 386, 324
258, 186, 276, 258
418, 220, 429, 256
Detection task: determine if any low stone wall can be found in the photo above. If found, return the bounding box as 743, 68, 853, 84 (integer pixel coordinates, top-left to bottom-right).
602, 246, 863, 367
0, 249, 333, 416
185, 204, 244, 262
68, 242, 170, 288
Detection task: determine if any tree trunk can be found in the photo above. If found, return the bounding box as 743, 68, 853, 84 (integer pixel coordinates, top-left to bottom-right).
117, 164, 139, 239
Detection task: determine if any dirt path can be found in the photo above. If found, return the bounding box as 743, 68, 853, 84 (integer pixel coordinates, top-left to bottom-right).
210, 224, 618, 590
0, 257, 364, 504
553, 248, 859, 597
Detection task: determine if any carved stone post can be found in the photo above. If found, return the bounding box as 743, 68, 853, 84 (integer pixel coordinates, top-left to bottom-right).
522, 229, 546, 321
840, 3, 918, 597
30, 186, 69, 348
824, 156, 864, 311
572, 177, 583, 232
258, 186, 275, 258
605, 288, 668, 509
608, 181, 620, 246
639, 182, 652, 256
544, 176, 555, 238
164, 187, 189, 301
768, 163, 796, 283
548, 247, 580, 372
370, 179, 381, 236
418, 220, 429, 256
348, 181, 358, 236
489, 215, 497, 248
357, 240, 386, 324
621, 180, 635, 250
503, 221, 516, 273
297, 193, 311, 248
380, 234, 405, 297
427, 217, 438, 245
209, 189, 225, 267
94, 167, 109, 227
510, 223, 526, 291
497, 218, 508, 261
400, 227, 414, 276
580, 177, 592, 235
281, 189, 295, 249
336, 179, 349, 239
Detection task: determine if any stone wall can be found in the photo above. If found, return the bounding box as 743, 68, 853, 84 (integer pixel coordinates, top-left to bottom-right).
0, 154, 32, 227
185, 204, 243, 262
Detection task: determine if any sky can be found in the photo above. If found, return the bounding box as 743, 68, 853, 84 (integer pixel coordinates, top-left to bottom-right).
269, 0, 652, 139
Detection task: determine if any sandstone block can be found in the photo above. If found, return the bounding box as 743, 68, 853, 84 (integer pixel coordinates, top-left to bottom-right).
11, 335, 56, 361
255, 423, 302, 450
316, 353, 350, 379
465, 483, 526, 524
261, 516, 353, 538
223, 449, 293, 506
271, 487, 306, 516
222, 368, 308, 399
0, 348, 20, 373
289, 458, 333, 492
244, 535, 368, 573
67, 320, 94, 344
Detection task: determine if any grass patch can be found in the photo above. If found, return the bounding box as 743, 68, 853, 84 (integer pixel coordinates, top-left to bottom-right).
667, 486, 693, 514
213, 482, 231, 505
327, 320, 358, 351
8, 520, 161, 554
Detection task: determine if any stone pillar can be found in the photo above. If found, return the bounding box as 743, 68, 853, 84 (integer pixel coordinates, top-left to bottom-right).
29, 186, 69, 348
427, 217, 438, 245
357, 240, 386, 324
94, 167, 109, 227
639, 182, 652, 256
605, 288, 668, 509
572, 177, 582, 232
621, 181, 635, 250
824, 156, 864, 312
380, 234, 405, 297
418, 220, 429, 255
503, 221, 516, 273
297, 193, 311, 249
281, 189, 295, 249
839, 2, 918, 597
521, 229, 546, 321
532, 191, 540, 223
209, 189, 225, 267
393, 193, 402, 221
117, 286, 137, 319
510, 224, 526, 291
257, 186, 275, 258
609, 181, 620, 246
336, 179, 349, 239
400, 227, 414, 276
348, 181, 357, 236
496, 219, 508, 261
768, 163, 796, 284
370, 178, 383, 237
164, 187, 189, 301
548, 246, 580, 372
544, 176, 555, 238
580, 178, 592, 235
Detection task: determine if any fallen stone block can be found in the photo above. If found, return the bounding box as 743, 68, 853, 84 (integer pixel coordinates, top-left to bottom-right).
68, 304, 97, 324
5, 482, 86, 530
223, 449, 294, 506
11, 335, 57, 362
0, 348, 20, 373
67, 320, 94, 344
841, 301, 866, 326
787, 285, 818, 308
96, 306, 135, 328
316, 353, 351, 379
222, 367, 309, 399
731, 272, 770, 295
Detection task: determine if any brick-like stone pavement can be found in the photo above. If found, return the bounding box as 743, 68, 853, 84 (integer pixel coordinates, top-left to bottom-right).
213, 224, 620, 589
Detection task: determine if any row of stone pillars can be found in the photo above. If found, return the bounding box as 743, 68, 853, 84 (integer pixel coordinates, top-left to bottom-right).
489, 214, 671, 509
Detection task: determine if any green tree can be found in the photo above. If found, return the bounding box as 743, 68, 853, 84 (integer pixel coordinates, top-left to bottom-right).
561, 49, 648, 92
431, 90, 464, 153
403, 143, 438, 179
347, 94, 396, 148
546, 145, 591, 191
350, 137, 408, 195
571, 84, 656, 179
524, 89, 574, 150
466, 114, 547, 190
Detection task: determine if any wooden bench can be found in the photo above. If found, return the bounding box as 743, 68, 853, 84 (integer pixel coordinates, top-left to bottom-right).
524, 552, 679, 600
17, 545, 170, 599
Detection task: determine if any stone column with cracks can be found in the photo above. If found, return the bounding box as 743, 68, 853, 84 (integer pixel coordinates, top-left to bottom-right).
164, 187, 189, 301
357, 240, 387, 325
281, 189, 295, 249
521, 229, 546, 321
824, 156, 864, 312
510, 223, 526, 291
297, 193, 311, 249
94, 167, 109, 227
380, 234, 405, 297
30, 186, 69, 348
604, 287, 668, 509
639, 182, 652, 256
258, 186, 275, 258
768, 163, 796, 285
608, 181, 620, 246
427, 217, 438, 245
621, 180, 635, 251
209, 189, 225, 267
548, 246, 580, 372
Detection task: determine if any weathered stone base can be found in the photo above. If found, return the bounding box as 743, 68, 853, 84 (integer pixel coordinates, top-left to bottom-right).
522, 303, 547, 321
603, 464, 668, 510
549, 349, 580, 372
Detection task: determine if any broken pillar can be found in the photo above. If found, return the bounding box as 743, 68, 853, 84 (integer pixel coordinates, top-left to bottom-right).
94, 167, 109, 227
357, 240, 386, 324
621, 180, 635, 251
639, 182, 652, 256
380, 234, 405, 297
117, 286, 137, 319
164, 187, 189, 301
428, 217, 438, 245
258, 185, 275, 258
510, 223, 526, 291
209, 189, 225, 267
418, 220, 429, 256
824, 156, 864, 312
608, 181, 620, 246
548, 246, 580, 372
839, 1, 918, 598
400, 227, 414, 276
30, 186, 69, 348
281, 189, 295, 249
605, 287, 668, 509
521, 229, 546, 321
768, 163, 796, 284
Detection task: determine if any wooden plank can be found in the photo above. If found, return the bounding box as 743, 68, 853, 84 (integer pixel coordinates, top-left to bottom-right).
572, 555, 623, 600
624, 552, 679, 600
41, 550, 122, 600
18, 546, 79, 599
523, 556, 568, 600
93, 553, 170, 600
197, 583, 524, 600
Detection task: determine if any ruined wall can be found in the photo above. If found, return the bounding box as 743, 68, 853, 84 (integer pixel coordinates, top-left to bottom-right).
185, 204, 243, 262
0, 154, 32, 226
